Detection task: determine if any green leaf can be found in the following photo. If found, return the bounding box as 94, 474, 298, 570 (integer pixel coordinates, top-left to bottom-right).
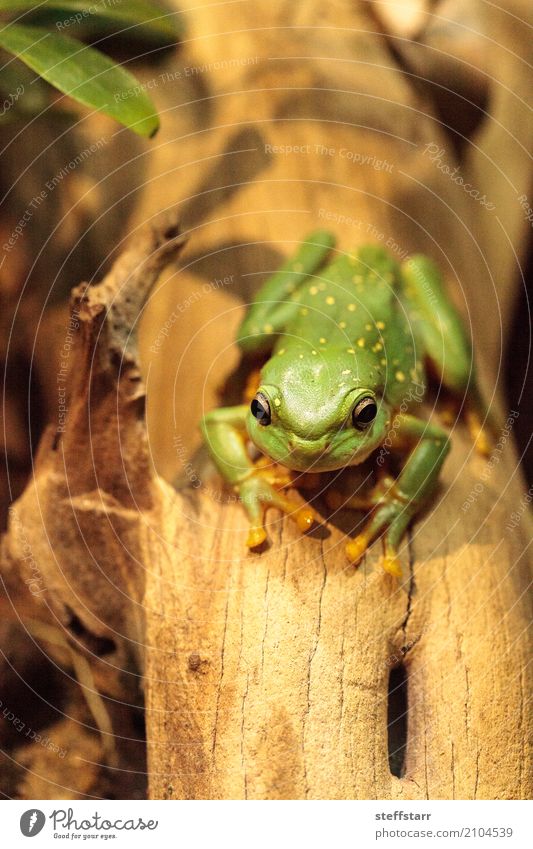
0, 1, 179, 43
0, 23, 159, 136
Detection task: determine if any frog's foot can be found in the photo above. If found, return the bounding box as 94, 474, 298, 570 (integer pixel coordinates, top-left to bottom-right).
345, 530, 372, 563
253, 458, 321, 493
346, 531, 405, 576
326, 474, 396, 513
252, 455, 293, 489
382, 542, 403, 579
438, 397, 460, 428
465, 407, 493, 457
345, 492, 411, 578
246, 524, 268, 549
436, 392, 493, 456
239, 472, 318, 550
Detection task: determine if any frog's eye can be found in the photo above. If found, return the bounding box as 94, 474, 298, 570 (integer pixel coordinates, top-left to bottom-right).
251, 392, 271, 426
352, 396, 377, 430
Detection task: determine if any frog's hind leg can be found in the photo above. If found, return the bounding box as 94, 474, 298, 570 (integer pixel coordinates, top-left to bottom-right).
236, 230, 335, 355
400, 255, 493, 455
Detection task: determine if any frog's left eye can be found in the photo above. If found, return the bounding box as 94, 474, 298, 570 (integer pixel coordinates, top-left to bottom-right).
251, 392, 271, 426
352, 396, 377, 430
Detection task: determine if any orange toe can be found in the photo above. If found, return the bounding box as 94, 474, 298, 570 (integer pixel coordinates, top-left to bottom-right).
382, 553, 402, 578
294, 507, 316, 533
345, 533, 370, 565
246, 526, 267, 549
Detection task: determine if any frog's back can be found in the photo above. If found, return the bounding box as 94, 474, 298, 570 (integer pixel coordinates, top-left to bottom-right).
281, 244, 424, 407
285, 244, 400, 341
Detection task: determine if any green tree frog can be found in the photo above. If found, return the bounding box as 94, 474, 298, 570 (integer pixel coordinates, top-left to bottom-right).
201, 231, 490, 577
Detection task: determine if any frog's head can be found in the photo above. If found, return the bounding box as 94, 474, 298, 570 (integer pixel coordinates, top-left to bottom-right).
246, 346, 390, 472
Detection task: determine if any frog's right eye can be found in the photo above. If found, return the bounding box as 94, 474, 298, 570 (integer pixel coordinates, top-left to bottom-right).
352, 396, 377, 430
251, 392, 271, 426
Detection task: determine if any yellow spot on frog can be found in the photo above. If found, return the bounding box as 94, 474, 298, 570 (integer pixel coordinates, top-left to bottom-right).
326, 295, 335, 305
376, 321, 385, 330
309, 286, 318, 295
263, 323, 273, 333
365, 323, 372, 331
395, 370, 405, 382
300, 308, 308, 316
357, 338, 365, 348
346, 348, 355, 354
347, 303, 356, 312
342, 369, 351, 375
339, 320, 347, 329
381, 358, 387, 366
274, 398, 281, 407
372, 342, 383, 352
278, 348, 285, 355
319, 337, 327, 344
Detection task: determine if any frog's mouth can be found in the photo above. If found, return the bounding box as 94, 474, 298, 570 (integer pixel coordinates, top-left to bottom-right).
255, 435, 377, 473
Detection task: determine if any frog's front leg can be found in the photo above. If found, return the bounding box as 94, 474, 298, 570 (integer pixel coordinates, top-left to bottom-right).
345, 415, 450, 577
200, 406, 317, 548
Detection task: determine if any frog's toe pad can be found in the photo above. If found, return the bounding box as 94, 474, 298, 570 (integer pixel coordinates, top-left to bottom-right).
246, 526, 267, 549
345, 534, 370, 565
466, 410, 493, 457
253, 457, 293, 489
294, 506, 316, 533
474, 429, 492, 457
382, 552, 402, 578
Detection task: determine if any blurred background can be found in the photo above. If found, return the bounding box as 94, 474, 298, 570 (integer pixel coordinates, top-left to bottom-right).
0, 0, 531, 799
